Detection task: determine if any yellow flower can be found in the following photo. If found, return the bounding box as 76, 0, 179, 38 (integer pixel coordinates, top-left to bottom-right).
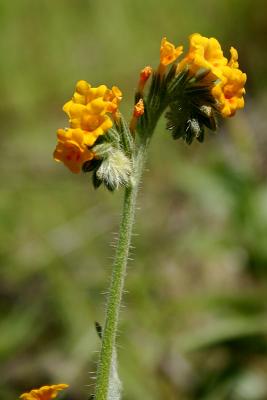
67, 81, 122, 116
54, 128, 94, 173
160, 37, 183, 66
103, 86, 122, 114
212, 66, 247, 117
177, 33, 228, 79
62, 101, 113, 142
176, 33, 246, 117
228, 46, 239, 69
54, 80, 122, 173
20, 384, 68, 400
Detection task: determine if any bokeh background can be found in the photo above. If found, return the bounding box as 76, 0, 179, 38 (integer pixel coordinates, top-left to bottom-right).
1, 0, 267, 399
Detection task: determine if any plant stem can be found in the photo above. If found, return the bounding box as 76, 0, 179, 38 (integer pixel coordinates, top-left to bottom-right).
95, 142, 148, 400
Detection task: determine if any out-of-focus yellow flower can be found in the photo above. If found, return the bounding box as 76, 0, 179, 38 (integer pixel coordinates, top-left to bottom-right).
54, 128, 94, 173
212, 66, 247, 117
177, 33, 228, 79
160, 37, 183, 66
20, 384, 68, 400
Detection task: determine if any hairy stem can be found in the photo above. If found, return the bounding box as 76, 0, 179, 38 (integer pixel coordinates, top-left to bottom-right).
95, 141, 148, 400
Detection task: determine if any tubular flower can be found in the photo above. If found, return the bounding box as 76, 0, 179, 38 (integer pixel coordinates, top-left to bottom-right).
176, 33, 246, 118
54, 128, 94, 173
103, 86, 122, 114
160, 37, 183, 66
20, 384, 69, 400
212, 66, 247, 117
177, 33, 228, 79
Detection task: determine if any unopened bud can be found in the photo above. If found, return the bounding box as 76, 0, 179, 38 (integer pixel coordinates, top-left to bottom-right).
133, 99, 144, 117
130, 99, 145, 133
138, 66, 153, 94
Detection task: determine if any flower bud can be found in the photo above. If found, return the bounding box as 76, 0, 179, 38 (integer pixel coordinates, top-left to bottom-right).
138, 66, 153, 95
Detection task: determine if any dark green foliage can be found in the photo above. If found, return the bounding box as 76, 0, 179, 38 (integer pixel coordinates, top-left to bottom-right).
165, 71, 219, 144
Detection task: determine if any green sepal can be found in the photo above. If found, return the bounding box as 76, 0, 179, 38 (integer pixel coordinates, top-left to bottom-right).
116, 114, 134, 158
165, 68, 219, 145
82, 158, 102, 173
92, 171, 103, 189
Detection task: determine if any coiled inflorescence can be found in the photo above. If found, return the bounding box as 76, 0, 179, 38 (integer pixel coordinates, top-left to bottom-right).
53, 33, 246, 186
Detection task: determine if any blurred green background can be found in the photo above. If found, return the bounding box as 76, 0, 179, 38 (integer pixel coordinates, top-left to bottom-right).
1, 0, 267, 399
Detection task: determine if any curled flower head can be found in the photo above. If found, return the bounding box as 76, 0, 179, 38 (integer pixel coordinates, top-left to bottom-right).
175, 33, 246, 119
212, 66, 247, 117
54, 80, 122, 173
160, 37, 183, 66
178, 33, 228, 79
54, 128, 94, 173
20, 384, 69, 400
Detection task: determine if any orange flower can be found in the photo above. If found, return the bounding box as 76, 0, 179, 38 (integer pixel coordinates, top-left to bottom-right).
54, 128, 94, 173
160, 37, 183, 66
20, 384, 68, 400
228, 46, 239, 69
103, 86, 122, 114
138, 66, 153, 94
177, 33, 228, 79
54, 80, 122, 173
133, 99, 144, 117
177, 33, 246, 117
212, 66, 247, 117
130, 99, 144, 132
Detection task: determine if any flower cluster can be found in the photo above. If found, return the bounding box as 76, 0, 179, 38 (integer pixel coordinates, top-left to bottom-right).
20, 384, 68, 400
173, 33, 246, 117
53, 33, 246, 179
54, 81, 122, 173
147, 33, 247, 144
